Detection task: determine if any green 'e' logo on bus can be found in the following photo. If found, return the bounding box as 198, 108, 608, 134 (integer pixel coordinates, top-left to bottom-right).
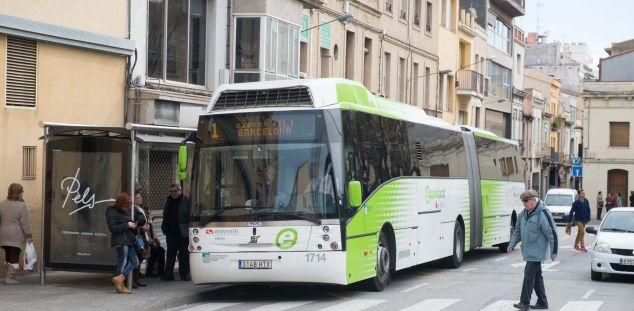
276, 228, 298, 250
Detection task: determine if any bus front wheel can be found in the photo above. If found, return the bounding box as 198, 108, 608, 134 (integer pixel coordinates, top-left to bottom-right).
366, 232, 391, 291
445, 222, 464, 269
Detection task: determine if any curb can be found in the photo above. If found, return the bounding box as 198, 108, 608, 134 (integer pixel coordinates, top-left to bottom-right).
141, 285, 222, 311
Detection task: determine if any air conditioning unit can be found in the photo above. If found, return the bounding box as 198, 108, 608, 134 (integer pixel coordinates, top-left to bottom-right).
127, 98, 180, 126
400, 10, 407, 20
218, 68, 231, 85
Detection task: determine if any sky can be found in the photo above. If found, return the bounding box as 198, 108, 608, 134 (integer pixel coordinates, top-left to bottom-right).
515, 0, 634, 66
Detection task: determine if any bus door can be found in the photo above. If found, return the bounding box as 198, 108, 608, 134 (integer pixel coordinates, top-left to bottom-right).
462, 132, 482, 249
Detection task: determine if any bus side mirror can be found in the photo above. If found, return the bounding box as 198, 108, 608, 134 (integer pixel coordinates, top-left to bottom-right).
177, 145, 187, 181
348, 181, 362, 208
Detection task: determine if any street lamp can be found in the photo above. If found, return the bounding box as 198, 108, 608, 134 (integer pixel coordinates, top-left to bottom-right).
301, 13, 354, 33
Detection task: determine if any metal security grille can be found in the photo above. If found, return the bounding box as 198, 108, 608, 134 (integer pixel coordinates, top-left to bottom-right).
22, 146, 36, 180
148, 151, 177, 210
213, 86, 312, 111
6, 36, 37, 107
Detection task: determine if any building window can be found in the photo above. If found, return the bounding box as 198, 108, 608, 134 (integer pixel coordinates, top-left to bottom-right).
414, 0, 422, 26
487, 12, 511, 54
424, 66, 431, 108
400, 0, 408, 20
345, 31, 355, 80
6, 36, 37, 108
363, 38, 373, 88
487, 61, 511, 100
412, 62, 419, 105
265, 17, 300, 80
148, 0, 206, 85
398, 57, 406, 101
383, 52, 391, 97
385, 0, 393, 13
441, 0, 448, 27
459, 110, 466, 125
22, 146, 36, 180
235, 17, 261, 83
426, 1, 433, 32
610, 122, 630, 147
516, 53, 522, 75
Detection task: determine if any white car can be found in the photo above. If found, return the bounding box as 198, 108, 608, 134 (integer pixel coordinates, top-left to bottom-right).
544, 188, 578, 224
586, 207, 634, 281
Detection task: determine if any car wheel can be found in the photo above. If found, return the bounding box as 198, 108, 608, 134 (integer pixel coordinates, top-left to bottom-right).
365, 232, 391, 292
445, 222, 464, 268
590, 269, 602, 281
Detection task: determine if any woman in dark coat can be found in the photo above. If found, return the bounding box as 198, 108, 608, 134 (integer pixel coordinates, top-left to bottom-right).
106, 193, 145, 294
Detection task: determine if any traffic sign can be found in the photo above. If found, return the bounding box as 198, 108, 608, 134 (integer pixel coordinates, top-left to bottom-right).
572, 166, 583, 177
571, 157, 581, 165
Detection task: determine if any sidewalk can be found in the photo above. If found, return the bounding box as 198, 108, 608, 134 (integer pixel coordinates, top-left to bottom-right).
0, 270, 218, 311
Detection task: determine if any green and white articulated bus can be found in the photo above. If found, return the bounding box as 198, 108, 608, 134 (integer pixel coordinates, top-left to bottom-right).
189, 78, 524, 291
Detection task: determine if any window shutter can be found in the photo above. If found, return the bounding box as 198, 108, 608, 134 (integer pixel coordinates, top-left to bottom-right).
6, 36, 37, 108
610, 122, 629, 147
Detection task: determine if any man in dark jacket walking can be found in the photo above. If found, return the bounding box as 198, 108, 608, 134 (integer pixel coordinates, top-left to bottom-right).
161, 183, 191, 281
569, 189, 591, 252
508, 190, 558, 310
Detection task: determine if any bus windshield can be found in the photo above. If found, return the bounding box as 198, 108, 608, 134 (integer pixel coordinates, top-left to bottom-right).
192, 111, 338, 225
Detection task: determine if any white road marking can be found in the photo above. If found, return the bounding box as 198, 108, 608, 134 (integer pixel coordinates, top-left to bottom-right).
250, 301, 314, 311
542, 261, 560, 271
462, 268, 476, 272
495, 256, 510, 262
582, 289, 595, 299
398, 299, 461, 311
479, 300, 520, 311
318, 299, 385, 311
511, 261, 526, 268
561, 245, 573, 249
181, 303, 241, 311
558, 301, 603, 311
401, 282, 430, 293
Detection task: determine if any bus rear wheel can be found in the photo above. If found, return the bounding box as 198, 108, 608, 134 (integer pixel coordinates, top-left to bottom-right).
444, 222, 464, 269
365, 232, 391, 292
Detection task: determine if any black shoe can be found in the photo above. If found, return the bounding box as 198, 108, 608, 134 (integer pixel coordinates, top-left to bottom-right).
160, 275, 175, 281
134, 280, 147, 287
145, 272, 158, 277
530, 304, 549, 309
180, 275, 191, 281
513, 303, 530, 310
132, 283, 139, 289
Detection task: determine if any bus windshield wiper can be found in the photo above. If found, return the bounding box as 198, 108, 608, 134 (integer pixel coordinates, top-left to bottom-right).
279, 212, 322, 225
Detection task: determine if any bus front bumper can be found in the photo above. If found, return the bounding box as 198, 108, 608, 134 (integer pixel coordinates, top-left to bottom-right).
189, 251, 348, 285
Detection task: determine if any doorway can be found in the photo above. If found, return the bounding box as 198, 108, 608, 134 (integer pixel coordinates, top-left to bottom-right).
607, 169, 628, 206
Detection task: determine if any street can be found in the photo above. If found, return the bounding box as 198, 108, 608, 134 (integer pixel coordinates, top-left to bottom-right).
169, 225, 634, 311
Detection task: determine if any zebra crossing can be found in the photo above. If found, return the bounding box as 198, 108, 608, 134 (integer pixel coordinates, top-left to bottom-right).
178, 298, 605, 311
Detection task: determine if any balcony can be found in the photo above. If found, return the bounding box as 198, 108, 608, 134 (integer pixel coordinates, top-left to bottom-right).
298, 0, 324, 9
458, 9, 477, 37
456, 70, 485, 98
514, 26, 526, 45
490, 0, 525, 18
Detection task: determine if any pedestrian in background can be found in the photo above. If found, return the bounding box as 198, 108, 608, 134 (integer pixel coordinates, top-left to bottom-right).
605, 192, 614, 212
569, 190, 591, 252
508, 190, 558, 311
0, 183, 33, 284
161, 183, 191, 281
132, 192, 148, 288
106, 193, 146, 294
143, 204, 165, 277
630, 191, 634, 207
617, 192, 624, 207
596, 191, 604, 221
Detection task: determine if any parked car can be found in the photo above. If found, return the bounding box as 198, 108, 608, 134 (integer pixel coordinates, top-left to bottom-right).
586, 207, 634, 281
544, 188, 578, 224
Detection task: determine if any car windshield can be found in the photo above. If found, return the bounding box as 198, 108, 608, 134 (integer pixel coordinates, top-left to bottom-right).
191, 111, 339, 225
545, 194, 573, 206
601, 211, 634, 232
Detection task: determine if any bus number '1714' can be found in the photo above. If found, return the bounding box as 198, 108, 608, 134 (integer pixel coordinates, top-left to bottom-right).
306, 253, 326, 263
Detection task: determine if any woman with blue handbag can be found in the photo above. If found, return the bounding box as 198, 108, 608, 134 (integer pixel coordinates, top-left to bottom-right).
106, 193, 146, 294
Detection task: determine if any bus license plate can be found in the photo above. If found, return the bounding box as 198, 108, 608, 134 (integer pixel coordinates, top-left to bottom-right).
239, 260, 272, 269
620, 258, 634, 266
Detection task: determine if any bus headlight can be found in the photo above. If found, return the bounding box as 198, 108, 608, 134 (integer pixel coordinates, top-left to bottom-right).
322, 234, 330, 241
317, 244, 323, 249
196, 246, 202, 251
330, 242, 339, 250
322, 226, 330, 233
193, 237, 199, 243
192, 228, 199, 235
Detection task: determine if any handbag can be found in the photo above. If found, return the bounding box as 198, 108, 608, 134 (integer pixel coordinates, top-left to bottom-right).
134, 228, 146, 255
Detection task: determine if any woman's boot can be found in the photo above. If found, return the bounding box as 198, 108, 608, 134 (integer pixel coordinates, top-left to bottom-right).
133, 267, 147, 287
4, 262, 19, 284
112, 275, 131, 294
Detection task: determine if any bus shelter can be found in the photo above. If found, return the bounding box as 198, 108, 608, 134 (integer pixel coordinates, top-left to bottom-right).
39, 122, 195, 285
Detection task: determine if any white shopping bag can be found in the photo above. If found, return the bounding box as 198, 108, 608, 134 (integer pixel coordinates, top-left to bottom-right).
21, 242, 37, 271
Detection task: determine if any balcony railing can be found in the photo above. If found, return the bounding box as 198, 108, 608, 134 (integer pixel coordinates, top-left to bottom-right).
490, 0, 525, 17
456, 70, 485, 97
